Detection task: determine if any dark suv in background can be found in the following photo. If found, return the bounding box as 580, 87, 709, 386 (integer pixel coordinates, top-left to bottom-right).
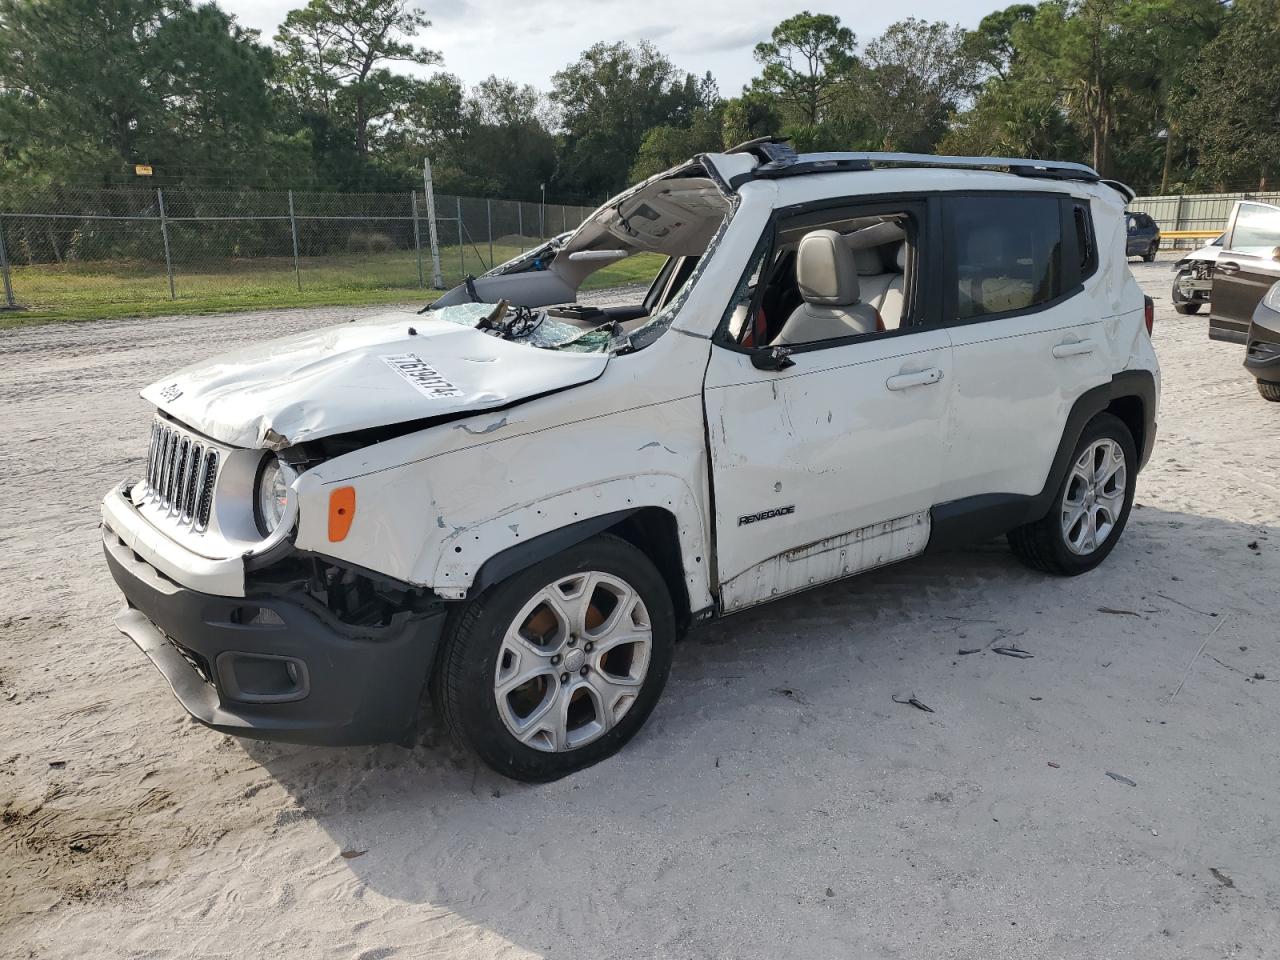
1126, 212, 1161, 262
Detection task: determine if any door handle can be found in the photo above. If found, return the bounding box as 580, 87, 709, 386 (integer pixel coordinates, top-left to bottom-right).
1052, 339, 1097, 359
885, 367, 943, 391
1216, 261, 1240, 275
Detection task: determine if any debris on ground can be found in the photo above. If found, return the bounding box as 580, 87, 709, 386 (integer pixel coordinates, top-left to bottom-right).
1209, 868, 1234, 888
1247, 541, 1259, 552
891, 694, 935, 713
1106, 771, 1138, 787
1157, 592, 1219, 617
958, 648, 982, 655
992, 646, 1034, 659
1099, 607, 1142, 617
771, 687, 811, 706
1029, 696, 1043, 701
340, 849, 367, 860
1170, 617, 1228, 701
1048, 762, 1061, 769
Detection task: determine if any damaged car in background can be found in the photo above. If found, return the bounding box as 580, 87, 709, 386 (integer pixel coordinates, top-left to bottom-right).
102, 142, 1158, 781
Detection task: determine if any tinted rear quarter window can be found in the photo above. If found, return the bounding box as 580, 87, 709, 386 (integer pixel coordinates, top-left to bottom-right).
949, 195, 1063, 320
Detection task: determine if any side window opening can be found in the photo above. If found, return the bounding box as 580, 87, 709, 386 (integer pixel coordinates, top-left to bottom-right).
948, 194, 1064, 321
1074, 202, 1097, 283
721, 206, 921, 349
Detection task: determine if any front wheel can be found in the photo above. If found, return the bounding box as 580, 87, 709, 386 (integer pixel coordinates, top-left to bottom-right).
431, 534, 675, 782
1172, 273, 1201, 314
1008, 413, 1137, 576
1258, 380, 1280, 402
1143, 242, 1158, 263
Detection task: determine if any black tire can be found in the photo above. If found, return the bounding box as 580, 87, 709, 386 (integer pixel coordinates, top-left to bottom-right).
1143, 242, 1158, 262
1172, 273, 1201, 314
1008, 412, 1138, 576
430, 534, 675, 782
1258, 380, 1280, 402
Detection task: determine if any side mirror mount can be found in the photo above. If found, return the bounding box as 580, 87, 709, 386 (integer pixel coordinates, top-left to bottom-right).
751, 345, 795, 372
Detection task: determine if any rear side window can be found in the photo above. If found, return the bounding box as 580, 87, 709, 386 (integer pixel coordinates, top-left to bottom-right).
1072, 201, 1097, 282
947, 195, 1063, 320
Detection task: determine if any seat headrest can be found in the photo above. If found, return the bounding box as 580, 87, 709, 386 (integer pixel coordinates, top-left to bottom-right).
797, 230, 860, 306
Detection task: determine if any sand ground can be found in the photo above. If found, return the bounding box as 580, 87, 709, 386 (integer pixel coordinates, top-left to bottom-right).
2, 262, 1278, 959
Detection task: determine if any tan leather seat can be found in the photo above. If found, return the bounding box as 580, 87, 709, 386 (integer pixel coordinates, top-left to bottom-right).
875, 243, 906, 329
773, 231, 880, 345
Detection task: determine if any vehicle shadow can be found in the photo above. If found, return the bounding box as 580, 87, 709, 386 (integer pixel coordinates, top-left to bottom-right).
241, 502, 1278, 956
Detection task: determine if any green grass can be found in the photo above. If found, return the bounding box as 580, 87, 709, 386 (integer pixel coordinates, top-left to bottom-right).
0, 245, 667, 328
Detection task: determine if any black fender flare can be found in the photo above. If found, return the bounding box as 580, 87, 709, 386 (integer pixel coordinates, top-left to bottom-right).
467, 508, 641, 597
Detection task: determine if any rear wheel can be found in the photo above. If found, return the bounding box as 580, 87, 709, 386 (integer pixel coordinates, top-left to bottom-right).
1008, 413, 1137, 576
1258, 380, 1280, 402
431, 534, 675, 782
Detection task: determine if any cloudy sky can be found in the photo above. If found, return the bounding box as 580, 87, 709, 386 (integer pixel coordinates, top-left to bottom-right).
220, 0, 997, 95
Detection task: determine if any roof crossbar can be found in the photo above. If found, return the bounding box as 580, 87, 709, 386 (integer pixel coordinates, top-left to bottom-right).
728, 150, 1110, 192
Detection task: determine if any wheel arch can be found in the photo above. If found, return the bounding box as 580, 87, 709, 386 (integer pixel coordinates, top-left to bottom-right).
1035, 370, 1156, 513
465, 501, 704, 633
928, 369, 1156, 551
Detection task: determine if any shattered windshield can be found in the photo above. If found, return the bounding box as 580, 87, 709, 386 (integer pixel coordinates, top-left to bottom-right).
432, 301, 618, 353
432, 213, 730, 356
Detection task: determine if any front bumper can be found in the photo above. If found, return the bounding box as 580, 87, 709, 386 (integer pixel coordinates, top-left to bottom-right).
103, 525, 446, 745
1245, 300, 1280, 382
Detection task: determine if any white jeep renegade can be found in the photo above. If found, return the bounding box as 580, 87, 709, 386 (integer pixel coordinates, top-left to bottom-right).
102, 143, 1159, 781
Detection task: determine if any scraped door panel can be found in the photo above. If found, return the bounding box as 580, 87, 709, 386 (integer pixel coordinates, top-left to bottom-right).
704, 331, 952, 612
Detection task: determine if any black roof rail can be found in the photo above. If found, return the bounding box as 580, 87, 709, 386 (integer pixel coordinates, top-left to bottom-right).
726, 151, 1120, 195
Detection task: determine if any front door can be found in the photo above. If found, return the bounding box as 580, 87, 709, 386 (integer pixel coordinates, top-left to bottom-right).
1210, 201, 1280, 344
703, 197, 952, 613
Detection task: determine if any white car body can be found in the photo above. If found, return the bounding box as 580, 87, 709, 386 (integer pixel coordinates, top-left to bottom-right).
101, 146, 1159, 756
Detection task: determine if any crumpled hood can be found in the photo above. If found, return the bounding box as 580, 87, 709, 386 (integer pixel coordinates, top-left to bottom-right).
141, 310, 609, 449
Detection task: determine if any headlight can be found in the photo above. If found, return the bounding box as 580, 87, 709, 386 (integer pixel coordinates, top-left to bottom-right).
254, 454, 290, 536
1264, 281, 1280, 313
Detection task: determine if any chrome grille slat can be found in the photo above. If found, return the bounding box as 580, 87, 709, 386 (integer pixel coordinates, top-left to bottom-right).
142, 419, 223, 535
195, 451, 218, 530
145, 423, 159, 487
166, 437, 185, 508
181, 443, 203, 522
159, 432, 177, 504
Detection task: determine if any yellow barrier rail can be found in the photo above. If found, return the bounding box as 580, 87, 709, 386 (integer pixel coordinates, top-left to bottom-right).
1160, 229, 1222, 240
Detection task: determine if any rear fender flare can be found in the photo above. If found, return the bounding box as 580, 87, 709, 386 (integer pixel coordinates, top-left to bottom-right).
927, 369, 1156, 551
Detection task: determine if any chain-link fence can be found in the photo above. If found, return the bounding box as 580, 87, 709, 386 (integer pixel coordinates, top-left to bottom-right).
0, 183, 599, 318
7, 180, 1273, 320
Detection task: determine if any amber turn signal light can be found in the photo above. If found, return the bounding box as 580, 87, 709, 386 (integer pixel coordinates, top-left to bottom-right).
328, 486, 356, 542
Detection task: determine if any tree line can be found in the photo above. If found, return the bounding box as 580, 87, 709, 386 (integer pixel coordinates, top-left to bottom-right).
0, 0, 1275, 204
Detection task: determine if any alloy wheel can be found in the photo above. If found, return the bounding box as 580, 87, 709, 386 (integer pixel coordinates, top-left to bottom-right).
493, 571, 652, 752
1060, 438, 1127, 555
